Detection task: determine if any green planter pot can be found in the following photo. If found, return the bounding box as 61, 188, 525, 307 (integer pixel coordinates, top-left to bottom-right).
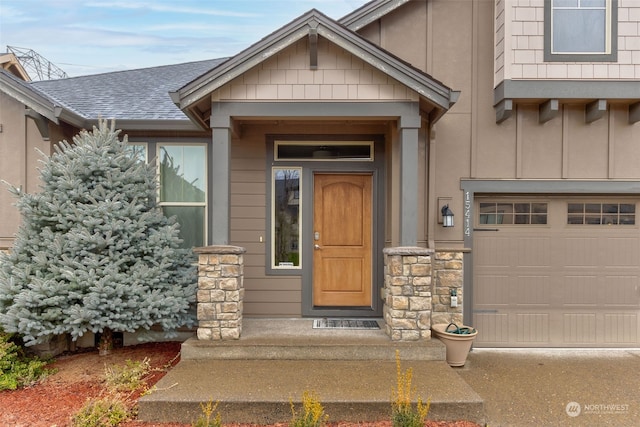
431, 323, 478, 367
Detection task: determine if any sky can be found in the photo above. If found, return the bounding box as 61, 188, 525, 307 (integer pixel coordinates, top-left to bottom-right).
0, 0, 370, 78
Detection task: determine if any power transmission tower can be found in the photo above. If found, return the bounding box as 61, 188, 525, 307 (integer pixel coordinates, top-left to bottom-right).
6, 45, 68, 81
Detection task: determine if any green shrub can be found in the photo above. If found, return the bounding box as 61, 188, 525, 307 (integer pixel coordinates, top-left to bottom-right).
391, 350, 430, 427
104, 357, 151, 393
192, 400, 222, 427
290, 390, 328, 427
71, 357, 152, 426
0, 330, 53, 390
71, 396, 130, 427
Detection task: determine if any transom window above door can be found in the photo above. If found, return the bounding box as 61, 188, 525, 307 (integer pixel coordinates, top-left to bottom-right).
275, 141, 373, 161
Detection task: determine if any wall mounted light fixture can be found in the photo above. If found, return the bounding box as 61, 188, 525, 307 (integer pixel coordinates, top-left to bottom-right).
441, 204, 454, 227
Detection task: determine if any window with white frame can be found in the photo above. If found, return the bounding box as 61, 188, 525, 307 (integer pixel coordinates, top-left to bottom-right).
158, 144, 207, 249
545, 0, 617, 62
272, 167, 301, 269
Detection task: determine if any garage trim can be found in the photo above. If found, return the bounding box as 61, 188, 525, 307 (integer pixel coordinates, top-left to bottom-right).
460, 180, 640, 329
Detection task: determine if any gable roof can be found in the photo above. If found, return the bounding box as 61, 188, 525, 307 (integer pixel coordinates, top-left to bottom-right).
172, 8, 458, 129
0, 52, 31, 81
1, 2, 456, 133
0, 69, 66, 124
1, 58, 227, 131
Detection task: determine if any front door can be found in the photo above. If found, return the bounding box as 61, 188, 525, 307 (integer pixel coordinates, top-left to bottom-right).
312, 173, 372, 307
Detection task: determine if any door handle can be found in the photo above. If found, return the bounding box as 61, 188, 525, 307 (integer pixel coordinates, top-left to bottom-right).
314, 244, 322, 250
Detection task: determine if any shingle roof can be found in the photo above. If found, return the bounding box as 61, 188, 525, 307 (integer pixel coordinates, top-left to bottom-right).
31, 58, 227, 121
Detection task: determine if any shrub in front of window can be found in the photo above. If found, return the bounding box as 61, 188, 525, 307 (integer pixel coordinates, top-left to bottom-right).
0, 120, 197, 352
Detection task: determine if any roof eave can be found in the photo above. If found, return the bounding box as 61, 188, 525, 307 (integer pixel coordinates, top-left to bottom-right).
175, 9, 456, 116
339, 0, 410, 31
0, 71, 59, 123
315, 22, 453, 111
175, 23, 310, 110
82, 118, 202, 132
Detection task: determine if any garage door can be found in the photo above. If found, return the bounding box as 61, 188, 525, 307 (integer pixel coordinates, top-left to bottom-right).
473, 197, 640, 347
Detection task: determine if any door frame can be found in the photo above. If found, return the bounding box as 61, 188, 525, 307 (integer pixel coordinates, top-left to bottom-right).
303, 166, 384, 317
265, 134, 385, 317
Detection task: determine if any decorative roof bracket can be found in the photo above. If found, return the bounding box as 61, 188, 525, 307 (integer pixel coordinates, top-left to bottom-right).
585, 99, 607, 124
25, 108, 50, 140
539, 99, 559, 124
309, 27, 318, 70
495, 99, 513, 124
630, 101, 640, 124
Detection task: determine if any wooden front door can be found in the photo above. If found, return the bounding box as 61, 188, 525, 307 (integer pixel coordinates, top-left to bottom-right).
313, 173, 372, 307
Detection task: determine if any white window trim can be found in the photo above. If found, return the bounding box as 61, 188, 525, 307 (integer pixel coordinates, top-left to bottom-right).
271, 166, 303, 270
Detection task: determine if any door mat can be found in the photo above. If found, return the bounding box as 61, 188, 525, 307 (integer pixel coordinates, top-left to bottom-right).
312, 319, 380, 329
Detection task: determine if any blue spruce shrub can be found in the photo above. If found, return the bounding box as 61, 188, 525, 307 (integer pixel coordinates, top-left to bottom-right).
0, 120, 197, 346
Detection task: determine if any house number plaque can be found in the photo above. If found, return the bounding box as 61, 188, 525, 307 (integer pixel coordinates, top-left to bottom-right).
464, 191, 471, 236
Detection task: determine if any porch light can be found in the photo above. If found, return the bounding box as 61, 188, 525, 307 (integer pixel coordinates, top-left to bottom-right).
441, 204, 454, 227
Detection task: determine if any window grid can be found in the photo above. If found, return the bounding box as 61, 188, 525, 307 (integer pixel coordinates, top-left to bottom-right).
567, 203, 636, 225
479, 202, 548, 225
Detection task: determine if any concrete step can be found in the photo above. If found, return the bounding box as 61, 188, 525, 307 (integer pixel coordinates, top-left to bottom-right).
181, 318, 446, 361
138, 359, 485, 425
138, 319, 484, 425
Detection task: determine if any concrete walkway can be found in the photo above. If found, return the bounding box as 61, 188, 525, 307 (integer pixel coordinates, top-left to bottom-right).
139, 319, 640, 426
458, 348, 640, 426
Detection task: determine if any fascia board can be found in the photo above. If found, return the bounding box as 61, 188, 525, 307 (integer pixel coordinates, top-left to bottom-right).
495, 79, 640, 105
0, 73, 58, 123
55, 107, 87, 129
317, 23, 453, 110
82, 119, 201, 132
339, 0, 410, 31
176, 26, 309, 109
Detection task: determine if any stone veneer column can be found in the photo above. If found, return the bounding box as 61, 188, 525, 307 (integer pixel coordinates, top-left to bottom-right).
383, 247, 433, 341
193, 245, 246, 340
431, 250, 464, 326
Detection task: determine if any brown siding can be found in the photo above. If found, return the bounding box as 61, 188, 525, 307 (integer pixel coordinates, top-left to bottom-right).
230, 126, 301, 316
363, 0, 640, 248
611, 105, 640, 178
519, 104, 563, 178
0, 93, 53, 249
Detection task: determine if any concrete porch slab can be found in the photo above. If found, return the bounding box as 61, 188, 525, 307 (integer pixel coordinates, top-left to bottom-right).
182, 318, 446, 361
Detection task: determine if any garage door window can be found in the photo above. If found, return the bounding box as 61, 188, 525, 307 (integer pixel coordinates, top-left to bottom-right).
479, 202, 548, 225
567, 203, 636, 225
